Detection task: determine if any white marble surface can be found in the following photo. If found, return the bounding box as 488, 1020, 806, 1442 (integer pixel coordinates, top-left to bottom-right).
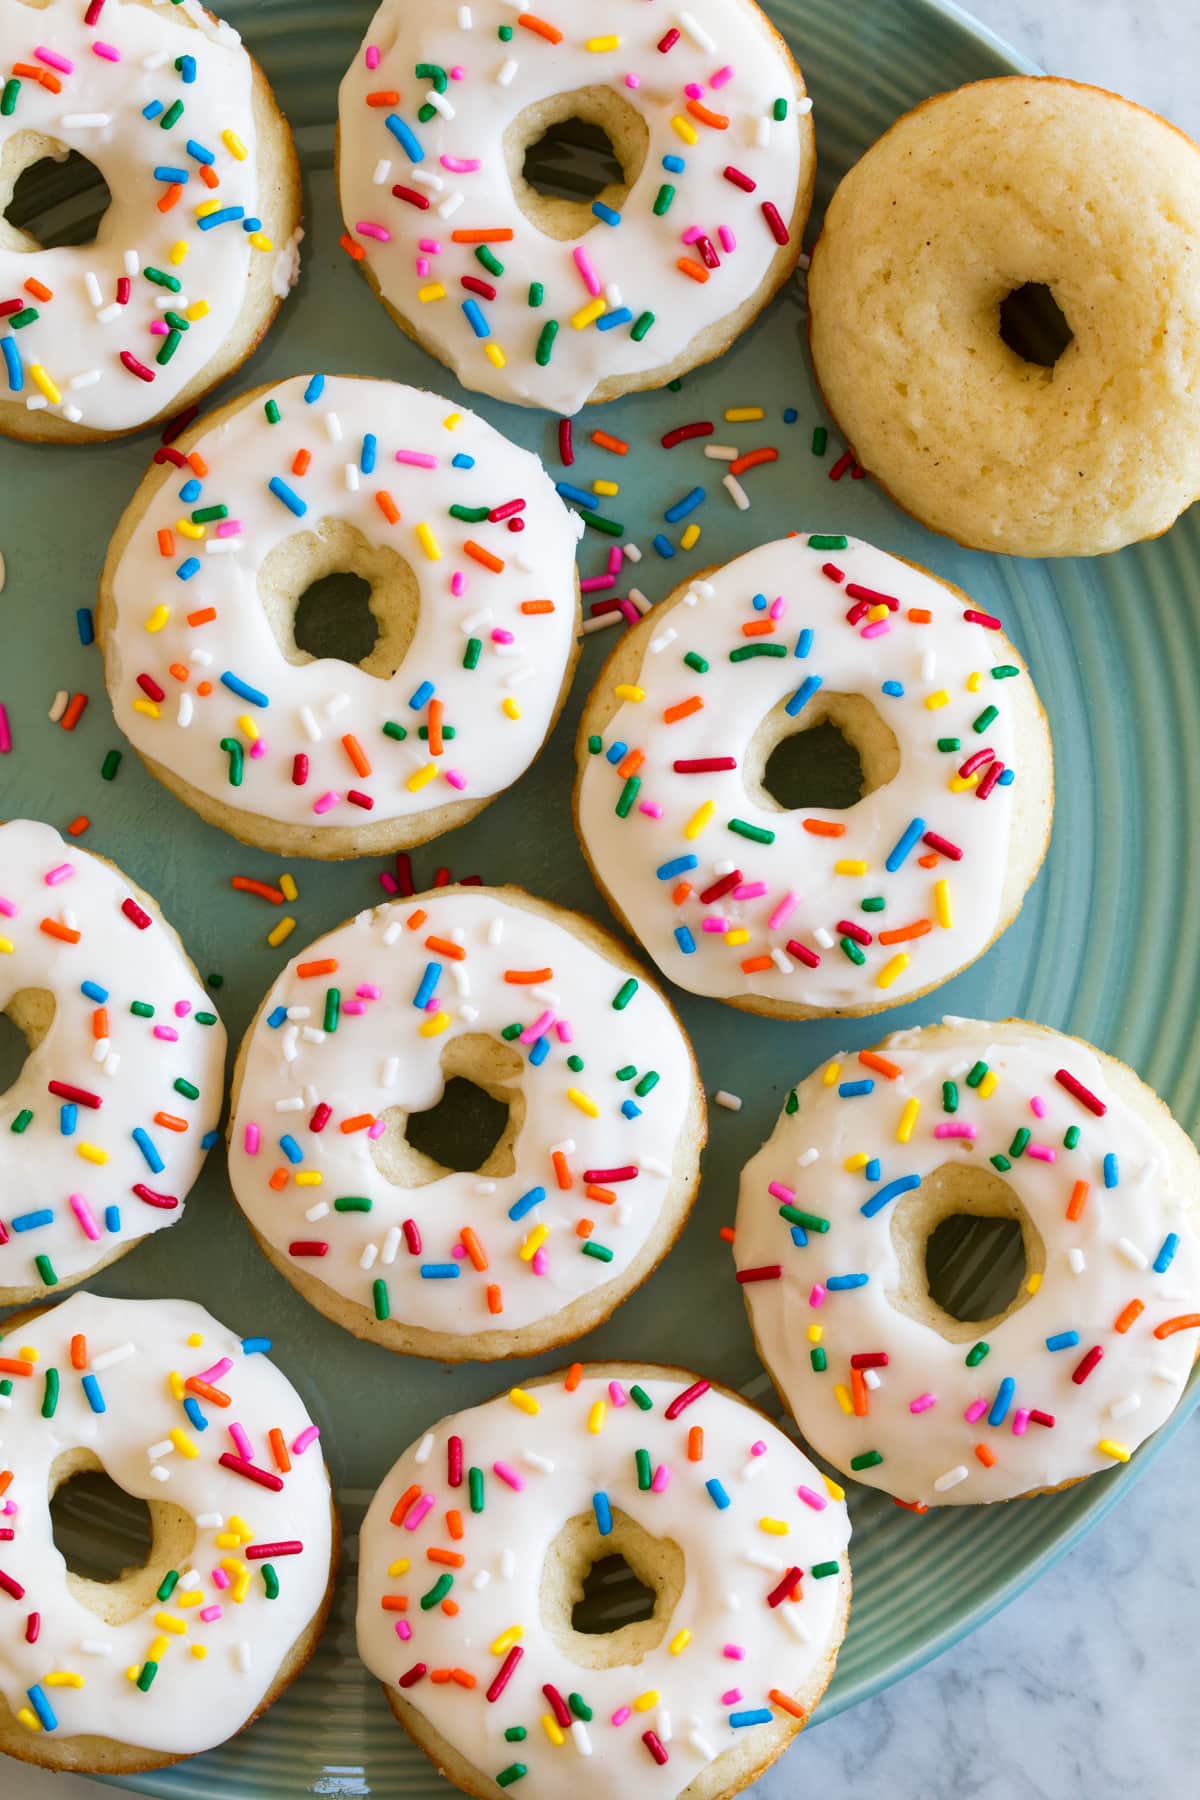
11, 3, 1199, 1799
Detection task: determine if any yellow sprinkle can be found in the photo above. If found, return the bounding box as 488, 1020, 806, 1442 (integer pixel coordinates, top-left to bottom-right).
490, 1624, 523, 1655
484, 342, 506, 369
168, 1370, 184, 1399
669, 1629, 691, 1654
125, 1666, 140, 1684
758, 1517, 789, 1535
148, 1635, 169, 1661
671, 113, 699, 144
415, 522, 442, 562
502, 697, 522, 721
1097, 1439, 1130, 1463
724, 406, 765, 422
844, 1152, 869, 1172
1026, 1272, 1043, 1295
897, 1097, 920, 1143
823, 1474, 846, 1502
443, 413, 462, 430
222, 128, 248, 160
169, 1427, 199, 1460
934, 878, 953, 929
949, 773, 980, 793
614, 683, 645, 702
16, 1708, 41, 1732
195, 199, 221, 219
295, 1169, 322, 1187
867, 603, 889, 623
239, 714, 259, 743
509, 1387, 540, 1416
593, 479, 619, 497
177, 518, 205, 540
42, 1671, 84, 1688
267, 916, 297, 948
807, 1324, 823, 1344
0, 939, 13, 954
77, 1142, 109, 1165
232, 1568, 251, 1603
978, 1070, 999, 1099
169, 240, 189, 265
876, 952, 910, 990
587, 1400, 606, 1435
834, 859, 868, 876
586, 33, 621, 50
185, 300, 209, 322
924, 689, 950, 711
155, 1613, 187, 1636
419, 1010, 451, 1037
407, 762, 438, 792
822, 1061, 841, 1086
190, 1644, 208, 1660
633, 1691, 660, 1712
132, 699, 161, 719
145, 604, 170, 632
833, 1384, 853, 1416
216, 1532, 241, 1549
418, 282, 447, 303
680, 523, 700, 549
966, 670, 983, 692
519, 1223, 549, 1262
684, 799, 714, 839
249, 233, 274, 254
17, 1346, 37, 1363
29, 364, 61, 404
724, 927, 750, 946
185, 1332, 203, 1347
567, 1087, 600, 1118
279, 872, 298, 901
542, 1714, 566, 1747
387, 1557, 411, 1579
178, 1590, 204, 1607
571, 297, 606, 330
230, 1516, 254, 1540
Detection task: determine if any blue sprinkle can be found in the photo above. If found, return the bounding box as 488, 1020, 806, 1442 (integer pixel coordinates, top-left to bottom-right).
1154, 1233, 1179, 1274
675, 926, 696, 954
752, 592, 768, 611
179, 477, 202, 502
279, 1134, 303, 1165
461, 297, 490, 338
663, 154, 685, 172
220, 671, 269, 707
555, 481, 594, 507
1046, 1331, 1080, 1351
242, 216, 263, 233
304, 374, 326, 404
153, 165, 189, 184
132, 1128, 165, 1175
452, 453, 475, 469
200, 1129, 219, 1151
529, 1036, 550, 1067
197, 206, 245, 231
790, 1224, 808, 1247
596, 307, 633, 331
60, 1104, 77, 1137
1103, 1153, 1119, 1188
361, 433, 377, 474
241, 1338, 272, 1354
657, 855, 698, 880
1, 335, 23, 393
621, 1099, 642, 1119
12, 1209, 54, 1232
786, 673, 823, 716
591, 201, 621, 226
838, 1080, 874, 1098
81, 981, 109, 1003
81, 1374, 105, 1414
185, 138, 215, 165
605, 741, 628, 765
27, 1686, 57, 1732
861, 1173, 922, 1219
268, 476, 307, 518
420, 1263, 460, 1279
652, 533, 676, 558
882, 680, 904, 697
409, 679, 435, 710
183, 1396, 207, 1430
267, 1005, 288, 1029
988, 1376, 1015, 1427
997, 768, 1015, 785
179, 54, 197, 83
795, 628, 813, 658
664, 486, 705, 524
176, 556, 201, 580
508, 1187, 546, 1222
142, 99, 164, 121
413, 963, 442, 1009
705, 1478, 731, 1510
104, 1205, 121, 1233
864, 1158, 881, 1182
730, 1710, 773, 1729
783, 407, 798, 423
826, 1273, 869, 1290
592, 1491, 613, 1534
384, 113, 425, 161
885, 816, 926, 873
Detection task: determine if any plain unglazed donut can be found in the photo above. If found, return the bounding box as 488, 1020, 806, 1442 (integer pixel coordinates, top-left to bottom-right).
226, 885, 705, 1360
97, 374, 583, 859
0, 1290, 336, 1775
574, 533, 1053, 1018
0, 818, 225, 1304
355, 1362, 851, 1800
807, 77, 1200, 556
336, 0, 814, 412
734, 1018, 1200, 1507
0, 0, 301, 444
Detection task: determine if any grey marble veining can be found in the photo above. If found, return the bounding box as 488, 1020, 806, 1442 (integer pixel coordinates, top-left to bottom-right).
13, 4, 1199, 1800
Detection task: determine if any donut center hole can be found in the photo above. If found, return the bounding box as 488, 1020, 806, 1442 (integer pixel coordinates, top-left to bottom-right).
748, 692, 900, 814
1, 138, 113, 250
49, 1450, 195, 1626
371, 1034, 525, 1187
541, 1508, 684, 1671
998, 282, 1073, 369
0, 987, 55, 1102
258, 520, 419, 680
888, 1163, 1044, 1343
507, 87, 650, 240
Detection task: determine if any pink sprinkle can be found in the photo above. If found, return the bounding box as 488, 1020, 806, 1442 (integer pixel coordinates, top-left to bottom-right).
44, 863, 74, 885
1030, 1095, 1047, 1118
767, 593, 784, 619
451, 1243, 467, 1259
199, 1605, 223, 1622
681, 225, 704, 243
0, 707, 10, 755
862, 620, 890, 640
35, 46, 73, 73
367, 1118, 387, 1140
493, 1461, 524, 1491
964, 1398, 988, 1423
580, 575, 616, 593
607, 545, 624, 573
723, 1644, 746, 1660
624, 73, 640, 89
445, 768, 468, 792
92, 42, 120, 61
313, 791, 339, 815
555, 1020, 573, 1044
702, 916, 729, 933
751, 1440, 767, 1456
365, 45, 380, 69
174, 1000, 191, 1018
796, 1485, 827, 1511
211, 1568, 230, 1591
356, 221, 391, 242
69, 1193, 101, 1241
1012, 1408, 1031, 1436
638, 800, 663, 819
734, 881, 768, 900
149, 321, 169, 337
418, 238, 442, 254
153, 1025, 179, 1042
196, 1357, 232, 1384
532, 1247, 549, 1276
520, 1010, 555, 1044
343, 1000, 366, 1016
933, 1122, 976, 1139
449, 65, 465, 80
379, 871, 399, 895
450, 572, 466, 596
809, 1284, 826, 1308
684, 82, 705, 99
491, 627, 514, 644
441, 155, 481, 172
228, 1423, 253, 1460
394, 449, 438, 468
711, 64, 735, 87
1027, 1143, 1057, 1162
609, 1381, 628, 1407
573, 245, 602, 296
0, 896, 15, 916
909, 1393, 937, 1414
215, 519, 242, 538
357, 984, 383, 1000
244, 1123, 260, 1156
415, 258, 430, 278
722, 1688, 743, 1706
612, 1706, 632, 1727
425, 997, 440, 1013
404, 1492, 436, 1530
769, 891, 800, 930
249, 740, 268, 760
768, 1181, 795, 1204
651, 1464, 670, 1492
292, 1424, 320, 1455
394, 1617, 412, 1640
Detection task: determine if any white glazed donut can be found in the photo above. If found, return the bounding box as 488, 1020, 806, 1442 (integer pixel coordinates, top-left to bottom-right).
336, 0, 814, 413
734, 1019, 1200, 1507
0, 819, 225, 1304
97, 375, 583, 859
575, 534, 1054, 1017
0, 1291, 336, 1771
227, 886, 705, 1360
0, 0, 301, 443
356, 1364, 852, 1799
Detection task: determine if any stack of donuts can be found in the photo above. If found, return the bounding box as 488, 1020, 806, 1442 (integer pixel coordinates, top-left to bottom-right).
1, 0, 1199, 1792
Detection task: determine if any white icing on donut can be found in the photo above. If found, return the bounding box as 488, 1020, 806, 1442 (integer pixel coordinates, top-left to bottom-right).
356, 1368, 850, 1794
735, 1021, 1200, 1505
337, 0, 809, 412
0, 820, 225, 1294
576, 534, 1049, 1011
0, 1291, 333, 1755
103, 375, 582, 839
0, 0, 279, 435
227, 889, 698, 1342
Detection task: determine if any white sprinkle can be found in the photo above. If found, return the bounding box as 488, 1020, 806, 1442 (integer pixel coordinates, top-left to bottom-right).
679, 10, 716, 52
475, 1180, 496, 1196
457, 4, 473, 26
623, 541, 642, 563
196, 1513, 223, 1529
380, 1056, 399, 1088
411, 168, 444, 192
205, 537, 241, 555
740, 1455, 766, 1482
496, 58, 518, 86
233, 1642, 252, 1674
61, 112, 111, 128
96, 301, 121, 324
1109, 1393, 1142, 1419
125, 251, 140, 279
921, 650, 937, 682
500, 1548, 516, 1580
150, 1465, 170, 1482
371, 158, 392, 186
178, 690, 195, 731
83, 271, 103, 307
770, 947, 793, 975
148, 1439, 174, 1461
864, 1367, 882, 1390
744, 1549, 786, 1572
582, 612, 620, 635
523, 1452, 555, 1473
1117, 1237, 1149, 1270
471, 1570, 491, 1591
688, 1730, 716, 1762
299, 706, 322, 743
301, 1026, 326, 1045
714, 1090, 742, 1111
714, 860, 737, 877
797, 97, 814, 116
604, 281, 623, 308
304, 1203, 329, 1223
281, 1026, 299, 1064
933, 1464, 969, 1492
549, 1139, 576, 1158
649, 628, 677, 654
414, 1433, 434, 1465
724, 1592, 742, 1612
657, 1709, 672, 1743
286, 1006, 311, 1021
571, 1721, 593, 1756
690, 578, 716, 600
70, 368, 103, 392
275, 1096, 305, 1112
49, 689, 69, 722
487, 916, 504, 946
345, 463, 361, 492
437, 190, 464, 220
359, 1243, 378, 1271
104, 1051, 120, 1077
755, 115, 771, 150
628, 588, 651, 615
325, 410, 343, 443
326, 692, 350, 719
79, 1639, 112, 1656
461, 1003, 479, 1024
93, 1038, 110, 1064
424, 89, 455, 120
641, 1157, 671, 1178
382, 1226, 402, 1264
778, 1605, 812, 1641
461, 608, 494, 633
382, 921, 403, 946
1068, 1247, 1086, 1274
190, 646, 213, 667
703, 444, 738, 461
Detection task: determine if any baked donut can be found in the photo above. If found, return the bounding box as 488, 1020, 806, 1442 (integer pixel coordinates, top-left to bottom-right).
97, 374, 582, 859
807, 77, 1200, 557
0, 0, 301, 444
227, 886, 705, 1360
0, 1290, 336, 1773
735, 1018, 1200, 1507
356, 1363, 851, 1798
336, 0, 814, 413
0, 818, 225, 1304
575, 533, 1053, 1018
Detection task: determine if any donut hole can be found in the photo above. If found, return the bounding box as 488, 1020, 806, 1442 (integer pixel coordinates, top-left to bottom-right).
0, 986, 55, 1100
48, 1448, 195, 1627
370, 1033, 526, 1186
1, 134, 112, 251
888, 1163, 1045, 1344
540, 1508, 685, 1671
258, 520, 419, 680
506, 87, 649, 241
998, 282, 1074, 369
747, 692, 900, 814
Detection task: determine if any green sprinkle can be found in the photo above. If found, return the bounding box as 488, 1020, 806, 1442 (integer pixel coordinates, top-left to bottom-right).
730, 643, 788, 660
683, 651, 708, 673
498, 22, 513, 38
811, 1560, 840, 1578
469, 1466, 485, 1513
811, 425, 827, 455
810, 1347, 827, 1372
191, 505, 227, 524
195, 1012, 218, 1027
779, 1205, 830, 1232
861, 896, 886, 912
667, 377, 682, 390
535, 320, 559, 366
582, 1241, 613, 1262
773, 97, 788, 120
137, 1659, 159, 1692
155, 330, 182, 367
144, 265, 181, 291
616, 775, 640, 818
653, 183, 675, 215
631, 310, 655, 341
1064, 1124, 1080, 1149
966, 1060, 988, 1088
567, 1053, 584, 1073
527, 282, 544, 307
418, 724, 455, 741
449, 503, 490, 523
630, 1384, 653, 1411
463, 638, 482, 671
807, 533, 847, 550
174, 1078, 200, 1101
578, 508, 623, 537
504, 1726, 528, 1743
41, 1367, 60, 1416
7, 306, 39, 330
475, 245, 504, 277
587, 734, 603, 754
164, 311, 190, 332
131, 1001, 155, 1018
840, 937, 866, 966
334, 1195, 372, 1212
849, 1450, 882, 1471
992, 664, 1020, 679
1009, 1127, 1030, 1158
421, 1573, 454, 1610
569, 1694, 592, 1721
990, 1153, 1012, 1172
729, 817, 775, 845
936, 737, 961, 752
0, 1382, 11, 1398
262, 1564, 280, 1599
496, 1768, 526, 1790
323, 987, 340, 1033
35, 1257, 57, 1290
965, 1341, 990, 1367
613, 978, 638, 1011
942, 1081, 958, 1113
101, 749, 122, 781
156, 1570, 180, 1602
1, 78, 20, 116
160, 98, 184, 129
634, 1071, 659, 1097
373, 1278, 389, 1320
220, 736, 244, 786
616, 1064, 637, 1082
973, 705, 998, 733
635, 1448, 652, 1490
264, 398, 281, 424
206, 975, 223, 990
501, 1022, 522, 1041
383, 720, 408, 741
785, 1088, 799, 1115
11, 1110, 33, 1134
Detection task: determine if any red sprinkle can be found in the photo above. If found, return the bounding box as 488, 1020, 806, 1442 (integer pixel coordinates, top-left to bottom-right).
786, 939, 821, 968
288, 1240, 329, 1257
822, 562, 845, 583
661, 420, 714, 448
133, 1185, 179, 1209
665, 1378, 711, 1420
309, 1103, 332, 1133
392, 183, 430, 210
837, 919, 872, 947
120, 350, 155, 383
121, 898, 152, 930
291, 753, 309, 786
761, 200, 789, 244
486, 1645, 523, 1703
736, 1265, 783, 1283
963, 608, 1002, 629
0, 1570, 25, 1601
48, 1081, 101, 1109
723, 164, 756, 192
1054, 1068, 1107, 1118
245, 1540, 303, 1560
448, 1435, 463, 1487
673, 756, 737, 773
829, 449, 855, 481
543, 1683, 571, 1727
766, 1566, 803, 1608
643, 1730, 670, 1767
976, 761, 1005, 799
558, 417, 573, 466
850, 1352, 889, 1369
1071, 1345, 1104, 1385
699, 869, 742, 904
217, 1453, 284, 1492
399, 1662, 428, 1688
403, 1218, 422, 1254
581, 1165, 637, 1184
396, 852, 415, 897
657, 27, 680, 51
24, 1611, 39, 1642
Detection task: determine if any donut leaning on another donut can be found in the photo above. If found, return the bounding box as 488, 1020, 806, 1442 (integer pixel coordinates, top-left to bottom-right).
807, 76, 1200, 556
0, 0, 301, 444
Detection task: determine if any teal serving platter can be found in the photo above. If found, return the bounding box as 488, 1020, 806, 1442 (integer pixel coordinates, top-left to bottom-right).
2, 1, 1198, 1795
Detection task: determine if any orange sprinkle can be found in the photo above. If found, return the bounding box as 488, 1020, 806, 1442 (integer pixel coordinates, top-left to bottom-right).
342, 732, 372, 778
576, 1219, 593, 1238
24, 277, 52, 302
366, 89, 401, 106
153, 1112, 188, 1133
565, 1363, 583, 1392
168, 664, 189, 682
292, 448, 312, 476
66, 816, 89, 837
427, 698, 444, 757
893, 1497, 929, 1514
768, 1689, 806, 1721
585, 1184, 616, 1206
1153, 1314, 1200, 1339
268, 1427, 291, 1473
69, 1334, 87, 1371
231, 876, 285, 904
340, 232, 366, 261
486, 1283, 503, 1315
0, 1471, 12, 1496
427, 1547, 465, 1568
974, 1443, 997, 1468
425, 934, 466, 960
446, 1509, 464, 1541
520, 600, 555, 614
504, 967, 552, 984
340, 1114, 375, 1135
451, 1669, 476, 1689
851, 1369, 868, 1417
591, 430, 628, 455
1066, 1180, 1090, 1222
157, 182, 183, 213
450, 228, 515, 244
741, 955, 773, 974
157, 528, 175, 557
199, 164, 220, 190
803, 819, 845, 837
687, 1426, 704, 1462
187, 606, 217, 627
686, 99, 730, 128
878, 919, 933, 945
671, 881, 692, 905
730, 447, 779, 476
677, 256, 709, 284
517, 12, 564, 44
406, 909, 427, 930
463, 538, 504, 572
663, 695, 703, 724
268, 1167, 289, 1191
0, 1360, 34, 1378
13, 63, 61, 92
859, 1050, 902, 1079
390, 1484, 422, 1525
60, 693, 88, 732
92, 1008, 109, 1040
440, 1599, 458, 1616
185, 1377, 230, 1408
907, 608, 933, 624
1114, 1298, 1144, 1334
917, 853, 940, 869
380, 1595, 409, 1612
40, 919, 81, 944
430, 1668, 451, 1684
196, 680, 213, 697
375, 489, 400, 524
187, 452, 208, 477
719, 1225, 736, 1243
617, 747, 644, 778
552, 1150, 572, 1190
297, 958, 338, 977
741, 619, 776, 637
460, 1226, 488, 1272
